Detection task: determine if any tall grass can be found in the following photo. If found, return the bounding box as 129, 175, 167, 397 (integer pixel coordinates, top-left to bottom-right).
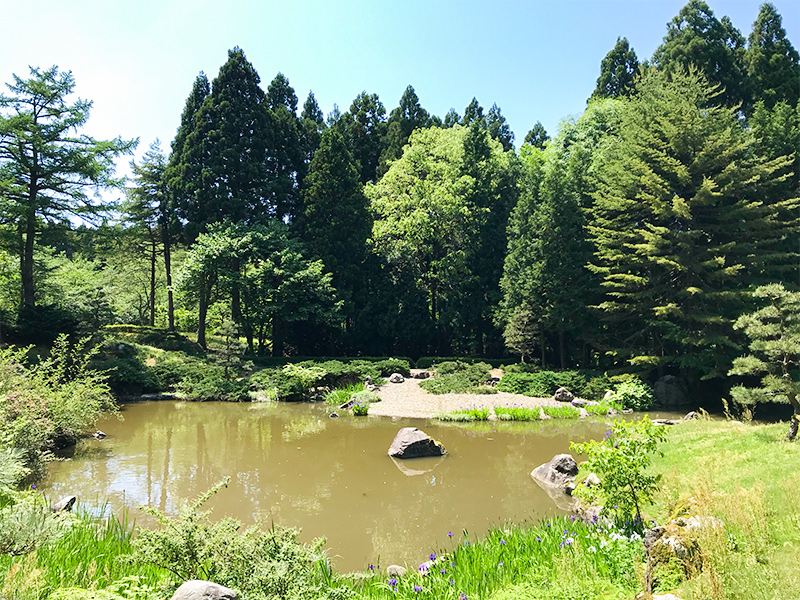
355, 517, 641, 600
323, 382, 366, 405
542, 405, 580, 419
0, 508, 169, 600
436, 407, 491, 422
494, 405, 540, 421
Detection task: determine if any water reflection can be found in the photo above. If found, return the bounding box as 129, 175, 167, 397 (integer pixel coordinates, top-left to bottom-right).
43, 401, 607, 571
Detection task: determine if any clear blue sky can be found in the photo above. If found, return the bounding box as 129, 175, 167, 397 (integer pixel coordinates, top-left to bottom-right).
1, 0, 798, 172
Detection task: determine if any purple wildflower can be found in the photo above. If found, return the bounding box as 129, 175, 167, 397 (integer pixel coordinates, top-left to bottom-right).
448, 531, 453, 538
440, 568, 447, 575
414, 585, 422, 592
536, 536, 542, 542
368, 564, 374, 570
429, 552, 437, 560
500, 539, 506, 545
460, 594, 468, 600
388, 578, 397, 587
498, 561, 504, 567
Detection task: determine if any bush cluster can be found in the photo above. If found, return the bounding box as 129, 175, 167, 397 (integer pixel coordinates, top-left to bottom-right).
497, 369, 611, 399
419, 361, 493, 394
608, 378, 655, 411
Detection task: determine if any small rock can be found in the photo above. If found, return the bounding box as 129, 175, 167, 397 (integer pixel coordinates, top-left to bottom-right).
683, 411, 699, 420
339, 399, 355, 410
578, 407, 589, 418
412, 371, 430, 379
621, 408, 633, 414
388, 427, 446, 459
553, 387, 574, 403
386, 565, 406, 577
565, 482, 576, 496
389, 373, 405, 383
51, 496, 76, 512
571, 398, 591, 407
91, 430, 107, 440
171, 580, 238, 600
539, 407, 552, 420
652, 418, 683, 426
328, 412, 339, 419
653, 594, 684, 600
584, 473, 601, 487
531, 453, 578, 488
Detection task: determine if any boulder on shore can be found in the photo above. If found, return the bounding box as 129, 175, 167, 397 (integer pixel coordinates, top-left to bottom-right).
389, 373, 405, 383
51, 496, 76, 512
553, 387, 574, 403
170, 580, 238, 600
388, 427, 446, 459
531, 453, 578, 488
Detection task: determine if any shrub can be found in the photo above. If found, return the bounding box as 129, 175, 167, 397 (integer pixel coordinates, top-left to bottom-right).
610, 378, 655, 411
351, 399, 370, 416
374, 358, 411, 377
497, 372, 556, 396
129, 479, 351, 599
420, 362, 492, 394
436, 407, 491, 421
497, 370, 612, 400
323, 383, 366, 406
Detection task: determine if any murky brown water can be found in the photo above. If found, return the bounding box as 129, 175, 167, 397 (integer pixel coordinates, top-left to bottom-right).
43, 401, 610, 571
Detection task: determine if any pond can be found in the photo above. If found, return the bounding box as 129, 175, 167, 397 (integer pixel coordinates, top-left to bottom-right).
43, 401, 611, 572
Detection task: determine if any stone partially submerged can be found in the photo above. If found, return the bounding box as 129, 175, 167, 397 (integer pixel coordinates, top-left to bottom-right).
170, 580, 238, 600
530, 454, 579, 511
388, 427, 446, 459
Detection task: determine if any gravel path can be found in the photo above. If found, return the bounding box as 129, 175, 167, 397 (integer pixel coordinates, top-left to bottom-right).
368, 370, 562, 419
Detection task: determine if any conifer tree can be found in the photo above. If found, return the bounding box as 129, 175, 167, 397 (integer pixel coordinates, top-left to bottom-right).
300, 90, 326, 173
589, 70, 798, 378
523, 122, 549, 149
653, 0, 747, 108
486, 103, 515, 151
443, 108, 460, 128
341, 91, 387, 184
265, 73, 304, 221
462, 97, 485, 127
297, 128, 369, 326
745, 2, 800, 109
591, 37, 639, 100
379, 85, 431, 175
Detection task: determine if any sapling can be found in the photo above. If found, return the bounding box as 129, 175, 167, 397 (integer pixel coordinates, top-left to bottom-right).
571, 416, 667, 528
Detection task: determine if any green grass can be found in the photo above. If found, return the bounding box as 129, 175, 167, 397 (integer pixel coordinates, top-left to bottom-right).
541, 405, 580, 419
495, 405, 541, 421
0, 508, 169, 600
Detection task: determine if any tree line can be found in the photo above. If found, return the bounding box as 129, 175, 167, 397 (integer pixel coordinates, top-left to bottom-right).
0, 1, 797, 390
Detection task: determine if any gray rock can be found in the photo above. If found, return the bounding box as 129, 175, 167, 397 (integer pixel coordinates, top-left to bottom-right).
531, 453, 578, 488
653, 375, 691, 410
412, 371, 430, 379
553, 387, 574, 403
578, 407, 589, 418
339, 399, 355, 409
386, 565, 407, 577
571, 398, 592, 407
91, 430, 106, 440
653, 594, 685, 600
388, 427, 446, 459
328, 412, 339, 419
389, 373, 405, 383
584, 473, 601, 487
683, 411, 699, 420
171, 581, 238, 600
652, 418, 683, 426
51, 496, 76, 512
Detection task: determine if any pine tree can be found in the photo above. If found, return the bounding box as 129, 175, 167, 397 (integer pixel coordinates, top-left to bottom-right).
591, 37, 639, 100
379, 85, 431, 175
265, 73, 304, 221
523, 122, 549, 149
297, 128, 369, 324
486, 103, 515, 151
176, 47, 270, 240
589, 70, 798, 378
745, 2, 800, 109
300, 90, 326, 174
341, 92, 387, 184
462, 97, 485, 127
652, 0, 748, 109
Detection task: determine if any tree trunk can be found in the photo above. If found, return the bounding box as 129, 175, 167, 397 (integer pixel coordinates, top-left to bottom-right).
163, 230, 175, 331
149, 239, 157, 327
21, 208, 36, 308
787, 392, 800, 442
197, 276, 208, 349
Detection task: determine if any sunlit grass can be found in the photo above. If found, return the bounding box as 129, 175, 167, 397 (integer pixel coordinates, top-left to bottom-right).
495, 405, 540, 421
436, 406, 491, 422
324, 383, 367, 405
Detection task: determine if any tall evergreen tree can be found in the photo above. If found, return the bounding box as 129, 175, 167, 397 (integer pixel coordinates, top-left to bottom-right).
379, 85, 431, 175
591, 37, 639, 100
652, 0, 748, 109
486, 103, 515, 151
341, 92, 387, 184
176, 47, 270, 240
297, 128, 369, 329
523, 122, 549, 149
443, 108, 461, 128
745, 2, 800, 109
265, 72, 304, 221
589, 70, 798, 378
462, 97, 485, 127
0, 66, 136, 309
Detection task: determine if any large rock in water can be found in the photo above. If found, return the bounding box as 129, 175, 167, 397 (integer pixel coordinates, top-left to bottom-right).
388, 427, 446, 459
171, 580, 238, 600
531, 454, 578, 488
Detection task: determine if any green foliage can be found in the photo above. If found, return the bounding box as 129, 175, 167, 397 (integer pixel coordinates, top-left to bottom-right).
494, 405, 540, 421
0, 336, 116, 472
541, 405, 580, 419
496, 370, 608, 399
420, 362, 492, 394
609, 378, 654, 411
436, 406, 491, 421
729, 283, 800, 440
745, 2, 800, 109
323, 383, 366, 406
591, 37, 639, 100
129, 478, 350, 599
572, 417, 668, 526
374, 358, 411, 377
0, 66, 136, 309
